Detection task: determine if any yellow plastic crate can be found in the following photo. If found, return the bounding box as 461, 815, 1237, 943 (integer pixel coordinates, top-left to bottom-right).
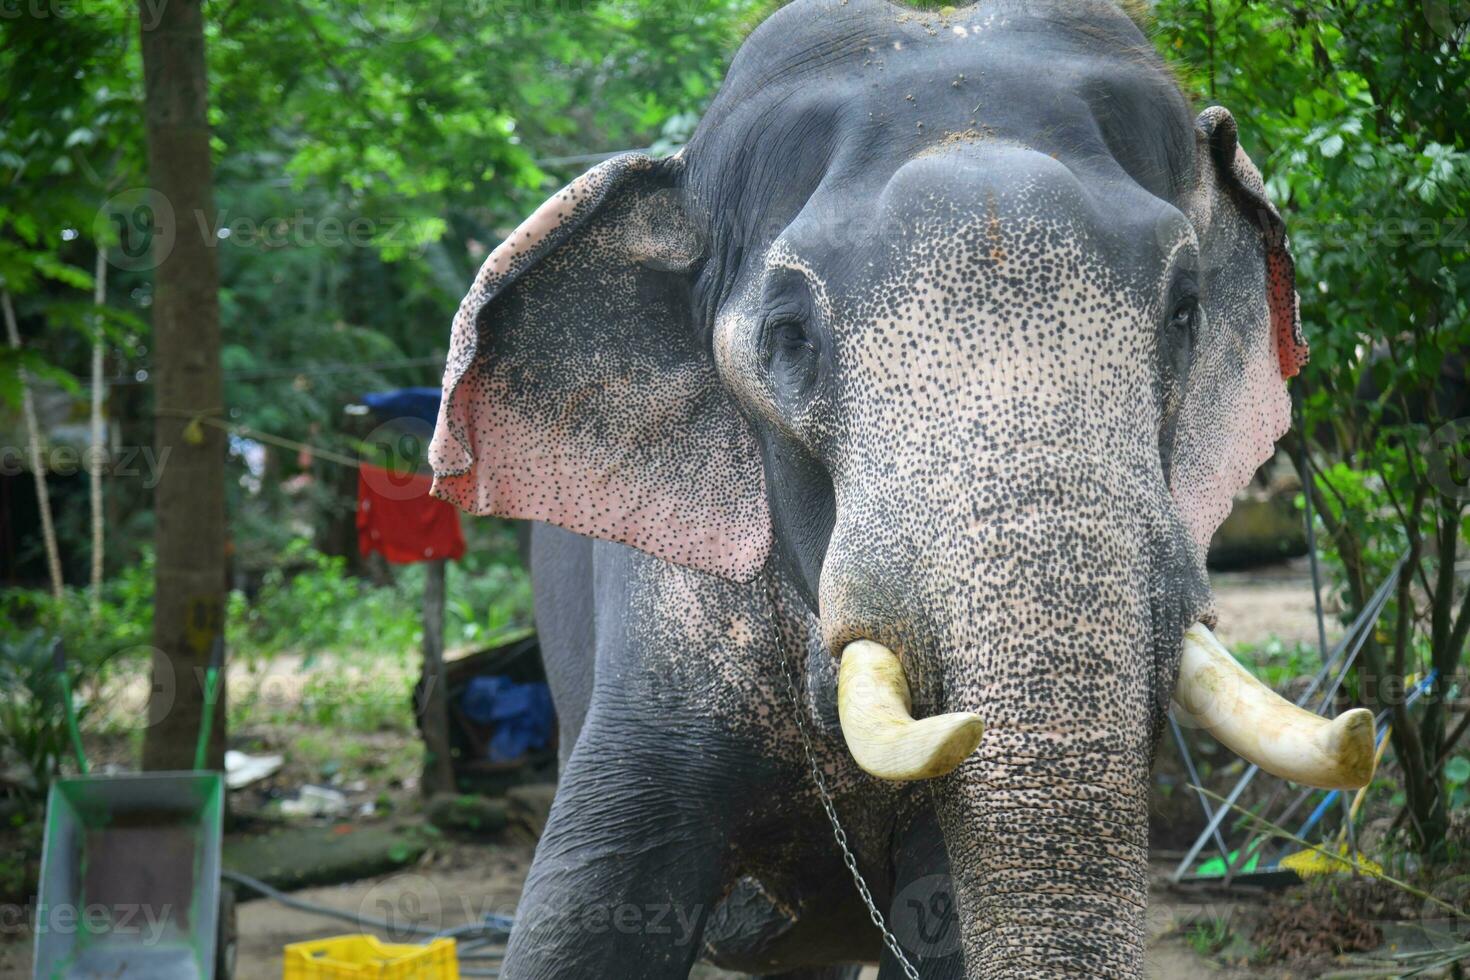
283, 935, 459, 980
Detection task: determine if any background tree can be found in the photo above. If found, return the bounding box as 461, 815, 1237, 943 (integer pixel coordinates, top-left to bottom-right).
1, 0, 767, 769
138, 0, 228, 771
1155, 0, 1470, 857
1, 0, 146, 584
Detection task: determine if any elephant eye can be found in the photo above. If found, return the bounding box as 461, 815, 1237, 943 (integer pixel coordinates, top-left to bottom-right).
771, 316, 814, 358
763, 312, 821, 398
1159, 286, 1200, 402
1169, 296, 1200, 337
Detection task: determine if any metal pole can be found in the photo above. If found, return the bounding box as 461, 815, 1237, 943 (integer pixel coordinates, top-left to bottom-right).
1173, 557, 1402, 882
1170, 715, 1232, 866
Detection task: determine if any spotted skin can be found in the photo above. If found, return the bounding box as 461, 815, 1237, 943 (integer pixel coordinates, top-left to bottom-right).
431, 1, 1304, 977
1195, 106, 1309, 379
430, 157, 772, 580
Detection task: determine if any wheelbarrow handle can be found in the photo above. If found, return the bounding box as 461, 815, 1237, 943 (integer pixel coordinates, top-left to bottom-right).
53, 640, 89, 775
193, 635, 225, 773
209, 633, 225, 673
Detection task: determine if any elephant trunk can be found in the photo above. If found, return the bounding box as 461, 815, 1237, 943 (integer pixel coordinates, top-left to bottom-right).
922, 489, 1179, 978
822, 456, 1198, 975
936, 728, 1151, 977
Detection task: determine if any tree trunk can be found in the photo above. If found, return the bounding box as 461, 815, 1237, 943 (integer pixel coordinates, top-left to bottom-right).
419, 559, 456, 795
139, 0, 227, 772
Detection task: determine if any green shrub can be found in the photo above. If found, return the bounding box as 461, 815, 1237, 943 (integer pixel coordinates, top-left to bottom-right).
0, 630, 87, 804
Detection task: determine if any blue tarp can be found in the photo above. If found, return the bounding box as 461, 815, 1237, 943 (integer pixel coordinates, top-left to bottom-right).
462, 677, 555, 763
361, 387, 442, 425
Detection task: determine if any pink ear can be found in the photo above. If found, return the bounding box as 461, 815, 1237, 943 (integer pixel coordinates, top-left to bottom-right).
429, 155, 773, 582
1226, 142, 1309, 379
1171, 109, 1308, 556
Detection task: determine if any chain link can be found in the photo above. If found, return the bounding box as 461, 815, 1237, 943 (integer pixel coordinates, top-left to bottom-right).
762, 575, 922, 980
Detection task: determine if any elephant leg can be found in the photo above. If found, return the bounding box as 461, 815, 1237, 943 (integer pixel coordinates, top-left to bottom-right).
501, 705, 734, 980
528, 522, 597, 768
878, 806, 965, 980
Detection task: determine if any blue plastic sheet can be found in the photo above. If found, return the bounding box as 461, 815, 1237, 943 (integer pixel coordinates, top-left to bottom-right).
361, 387, 442, 425
462, 676, 554, 763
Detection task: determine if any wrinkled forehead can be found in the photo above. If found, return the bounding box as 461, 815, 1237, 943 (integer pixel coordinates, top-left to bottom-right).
737, 149, 1190, 469
768, 141, 1194, 317
684, 0, 1194, 253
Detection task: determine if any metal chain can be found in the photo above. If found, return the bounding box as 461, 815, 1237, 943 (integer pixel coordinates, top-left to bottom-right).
762, 575, 922, 980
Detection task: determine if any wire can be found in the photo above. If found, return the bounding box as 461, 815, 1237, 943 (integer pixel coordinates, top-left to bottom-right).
533, 148, 644, 167
200, 416, 365, 469
223, 869, 438, 936
94, 355, 444, 388
222, 869, 511, 976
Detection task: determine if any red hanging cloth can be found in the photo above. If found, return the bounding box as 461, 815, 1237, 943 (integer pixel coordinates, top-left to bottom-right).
357, 464, 466, 564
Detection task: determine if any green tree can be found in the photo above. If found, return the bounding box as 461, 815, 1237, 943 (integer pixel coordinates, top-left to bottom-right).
197, 0, 767, 565
1, 0, 764, 579
0, 1, 147, 596
1156, 0, 1470, 856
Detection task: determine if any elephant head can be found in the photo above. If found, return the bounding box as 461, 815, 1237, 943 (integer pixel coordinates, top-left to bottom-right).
429, 0, 1370, 973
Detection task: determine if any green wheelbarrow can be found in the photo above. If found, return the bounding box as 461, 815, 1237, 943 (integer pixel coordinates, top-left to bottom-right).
32, 639, 237, 980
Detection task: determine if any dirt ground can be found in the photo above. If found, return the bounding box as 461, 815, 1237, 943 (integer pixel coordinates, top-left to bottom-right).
0, 850, 1329, 980
1208, 559, 1345, 652
0, 560, 1369, 979
225, 852, 1283, 980
232, 843, 530, 980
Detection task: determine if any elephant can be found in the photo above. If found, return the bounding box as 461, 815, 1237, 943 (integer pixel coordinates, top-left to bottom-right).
427, 0, 1376, 976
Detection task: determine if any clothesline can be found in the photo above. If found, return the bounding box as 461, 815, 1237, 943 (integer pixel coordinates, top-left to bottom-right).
90, 355, 444, 389
193, 415, 466, 565
198, 415, 389, 471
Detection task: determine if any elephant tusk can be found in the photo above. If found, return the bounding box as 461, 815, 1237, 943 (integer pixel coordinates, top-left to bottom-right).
837, 640, 985, 781
1173, 623, 1376, 791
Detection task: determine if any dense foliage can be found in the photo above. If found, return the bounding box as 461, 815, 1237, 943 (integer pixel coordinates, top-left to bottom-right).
0, 0, 762, 813
1155, 0, 1469, 855
1, 0, 764, 577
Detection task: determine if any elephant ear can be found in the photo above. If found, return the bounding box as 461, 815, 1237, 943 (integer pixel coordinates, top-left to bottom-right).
1198, 107, 1309, 378
429, 154, 772, 581
1170, 107, 1309, 556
